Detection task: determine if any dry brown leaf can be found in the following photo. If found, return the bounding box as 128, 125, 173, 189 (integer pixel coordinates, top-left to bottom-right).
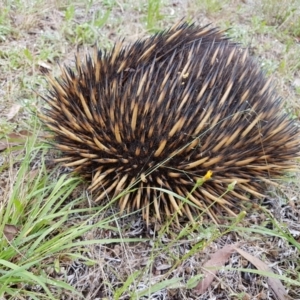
3, 224, 19, 241
13, 130, 32, 137
156, 264, 172, 271
29, 169, 40, 180
233, 246, 289, 300
0, 130, 32, 151
0, 141, 8, 151
194, 243, 240, 295
6, 104, 22, 120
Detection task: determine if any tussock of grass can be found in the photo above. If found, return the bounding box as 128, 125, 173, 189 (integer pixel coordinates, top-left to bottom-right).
0, 133, 146, 299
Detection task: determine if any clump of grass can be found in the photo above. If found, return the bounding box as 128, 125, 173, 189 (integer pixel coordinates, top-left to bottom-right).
259, 0, 298, 26
62, 3, 113, 45
0, 5, 11, 42
0, 127, 144, 299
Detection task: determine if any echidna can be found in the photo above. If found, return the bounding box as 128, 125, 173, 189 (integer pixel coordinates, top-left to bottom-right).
40, 22, 300, 224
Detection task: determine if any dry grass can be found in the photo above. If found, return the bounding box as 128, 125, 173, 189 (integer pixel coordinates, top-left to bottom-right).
1, 0, 300, 299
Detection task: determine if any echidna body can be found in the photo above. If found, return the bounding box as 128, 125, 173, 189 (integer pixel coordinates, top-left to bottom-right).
40, 22, 300, 224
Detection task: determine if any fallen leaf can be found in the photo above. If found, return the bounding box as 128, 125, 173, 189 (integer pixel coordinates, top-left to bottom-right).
0, 141, 8, 151
194, 243, 239, 294
29, 169, 40, 180
6, 104, 22, 120
7, 131, 30, 141
156, 264, 172, 271
0, 130, 32, 152
3, 224, 19, 241
233, 247, 289, 300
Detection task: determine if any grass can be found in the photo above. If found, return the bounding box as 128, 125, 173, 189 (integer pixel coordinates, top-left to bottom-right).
0, 0, 300, 299
0, 127, 146, 298
1, 135, 83, 298
146, 0, 163, 31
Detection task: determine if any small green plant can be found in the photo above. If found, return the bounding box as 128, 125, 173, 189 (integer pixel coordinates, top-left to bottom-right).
64, 4, 75, 22
0, 6, 10, 41
62, 5, 111, 45
0, 48, 31, 71
146, 0, 163, 31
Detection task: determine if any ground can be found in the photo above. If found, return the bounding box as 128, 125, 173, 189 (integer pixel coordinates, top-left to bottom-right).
0, 0, 300, 299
